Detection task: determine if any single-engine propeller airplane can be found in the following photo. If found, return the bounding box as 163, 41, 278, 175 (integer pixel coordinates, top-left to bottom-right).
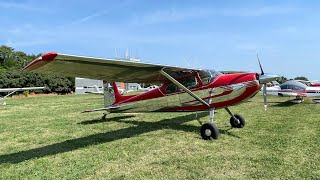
0, 87, 45, 105
265, 80, 320, 103
296, 80, 320, 87
22, 52, 278, 140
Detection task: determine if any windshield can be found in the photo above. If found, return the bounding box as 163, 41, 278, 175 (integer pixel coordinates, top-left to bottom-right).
200, 69, 222, 83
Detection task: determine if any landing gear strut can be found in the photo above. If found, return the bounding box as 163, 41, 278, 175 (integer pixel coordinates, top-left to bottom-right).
225, 107, 245, 128
200, 108, 219, 140
101, 113, 108, 121
292, 96, 304, 104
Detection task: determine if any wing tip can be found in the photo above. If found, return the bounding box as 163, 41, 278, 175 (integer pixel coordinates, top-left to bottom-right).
22, 52, 58, 72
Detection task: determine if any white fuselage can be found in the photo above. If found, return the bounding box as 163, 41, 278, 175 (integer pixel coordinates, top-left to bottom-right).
265, 86, 320, 97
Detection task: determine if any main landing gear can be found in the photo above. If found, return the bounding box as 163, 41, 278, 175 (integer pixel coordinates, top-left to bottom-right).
200, 107, 246, 140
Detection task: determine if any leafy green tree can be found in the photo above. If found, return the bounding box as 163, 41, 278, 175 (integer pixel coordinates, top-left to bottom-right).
0, 45, 75, 94
277, 76, 288, 84
294, 76, 309, 81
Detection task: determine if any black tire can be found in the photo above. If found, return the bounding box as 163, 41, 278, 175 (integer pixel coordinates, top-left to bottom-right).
230, 114, 245, 128
200, 123, 219, 140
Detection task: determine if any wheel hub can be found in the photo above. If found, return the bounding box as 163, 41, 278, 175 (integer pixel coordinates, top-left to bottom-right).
205, 129, 212, 136
234, 118, 240, 125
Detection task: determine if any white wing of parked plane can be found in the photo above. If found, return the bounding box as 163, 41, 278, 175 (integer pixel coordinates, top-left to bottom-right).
0, 87, 45, 93
0, 87, 45, 105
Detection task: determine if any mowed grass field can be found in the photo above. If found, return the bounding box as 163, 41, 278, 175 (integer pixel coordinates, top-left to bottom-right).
0, 93, 319, 179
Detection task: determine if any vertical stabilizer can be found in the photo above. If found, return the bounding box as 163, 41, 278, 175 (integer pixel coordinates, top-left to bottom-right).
104, 82, 134, 107
103, 82, 115, 107
93, 85, 100, 92
112, 82, 126, 104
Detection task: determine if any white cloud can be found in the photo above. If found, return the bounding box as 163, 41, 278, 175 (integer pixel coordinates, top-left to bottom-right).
5, 38, 54, 48
71, 10, 109, 25
130, 5, 299, 25
131, 7, 213, 25
0, 1, 52, 12
220, 6, 298, 17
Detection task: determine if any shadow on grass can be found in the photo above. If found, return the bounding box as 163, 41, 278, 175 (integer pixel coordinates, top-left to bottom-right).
78, 115, 135, 125
0, 112, 239, 164
270, 100, 297, 107
83, 97, 103, 101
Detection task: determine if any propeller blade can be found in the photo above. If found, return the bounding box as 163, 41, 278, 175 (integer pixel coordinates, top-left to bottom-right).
263, 83, 267, 111
257, 54, 264, 75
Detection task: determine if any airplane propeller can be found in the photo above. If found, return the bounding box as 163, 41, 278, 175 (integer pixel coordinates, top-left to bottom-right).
257, 54, 264, 76
256, 54, 278, 111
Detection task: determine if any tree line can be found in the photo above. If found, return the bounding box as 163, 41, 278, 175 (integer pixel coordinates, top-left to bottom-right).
0, 45, 74, 95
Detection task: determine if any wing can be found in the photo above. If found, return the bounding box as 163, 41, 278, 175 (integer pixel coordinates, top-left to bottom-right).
220, 70, 248, 74
0, 87, 45, 93
23, 52, 210, 83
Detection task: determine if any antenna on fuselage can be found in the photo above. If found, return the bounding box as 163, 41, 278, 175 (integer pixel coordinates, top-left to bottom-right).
125, 48, 129, 59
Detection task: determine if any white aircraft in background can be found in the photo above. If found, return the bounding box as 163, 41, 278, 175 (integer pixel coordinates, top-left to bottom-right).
137, 84, 158, 92
85, 85, 125, 95
265, 80, 320, 103
0, 87, 45, 105
296, 80, 320, 87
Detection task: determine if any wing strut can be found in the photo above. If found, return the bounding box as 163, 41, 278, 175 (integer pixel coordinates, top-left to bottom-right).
160, 69, 210, 107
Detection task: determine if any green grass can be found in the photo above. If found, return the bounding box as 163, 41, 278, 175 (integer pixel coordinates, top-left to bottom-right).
0, 94, 319, 179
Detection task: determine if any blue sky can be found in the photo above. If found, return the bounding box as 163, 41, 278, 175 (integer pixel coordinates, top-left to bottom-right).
1, 0, 320, 80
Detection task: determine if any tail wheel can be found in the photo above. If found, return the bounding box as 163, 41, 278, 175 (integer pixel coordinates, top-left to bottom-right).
230, 114, 245, 128
200, 123, 219, 140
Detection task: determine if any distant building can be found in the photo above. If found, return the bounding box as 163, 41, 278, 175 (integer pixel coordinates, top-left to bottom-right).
75, 78, 139, 94
75, 78, 103, 94
75, 51, 141, 94
125, 83, 140, 91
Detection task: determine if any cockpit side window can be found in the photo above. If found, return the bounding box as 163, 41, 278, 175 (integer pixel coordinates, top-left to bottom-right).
165, 84, 178, 94
165, 75, 198, 94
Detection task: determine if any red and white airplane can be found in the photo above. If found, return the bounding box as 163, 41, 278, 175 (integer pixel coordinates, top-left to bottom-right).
296, 80, 320, 87
265, 80, 320, 103
0, 87, 45, 105
23, 52, 278, 140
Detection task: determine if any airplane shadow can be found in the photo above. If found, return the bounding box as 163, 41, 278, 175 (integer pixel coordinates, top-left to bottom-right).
270, 100, 297, 107
78, 115, 135, 125
0, 112, 239, 164
83, 97, 103, 101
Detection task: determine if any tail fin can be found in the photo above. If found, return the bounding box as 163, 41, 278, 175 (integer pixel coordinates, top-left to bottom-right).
137, 84, 142, 90
103, 82, 127, 107
111, 82, 127, 104
93, 85, 100, 92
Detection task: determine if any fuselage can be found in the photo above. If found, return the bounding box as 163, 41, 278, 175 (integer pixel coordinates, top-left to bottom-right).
110, 73, 260, 113
265, 80, 320, 97
310, 83, 320, 87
